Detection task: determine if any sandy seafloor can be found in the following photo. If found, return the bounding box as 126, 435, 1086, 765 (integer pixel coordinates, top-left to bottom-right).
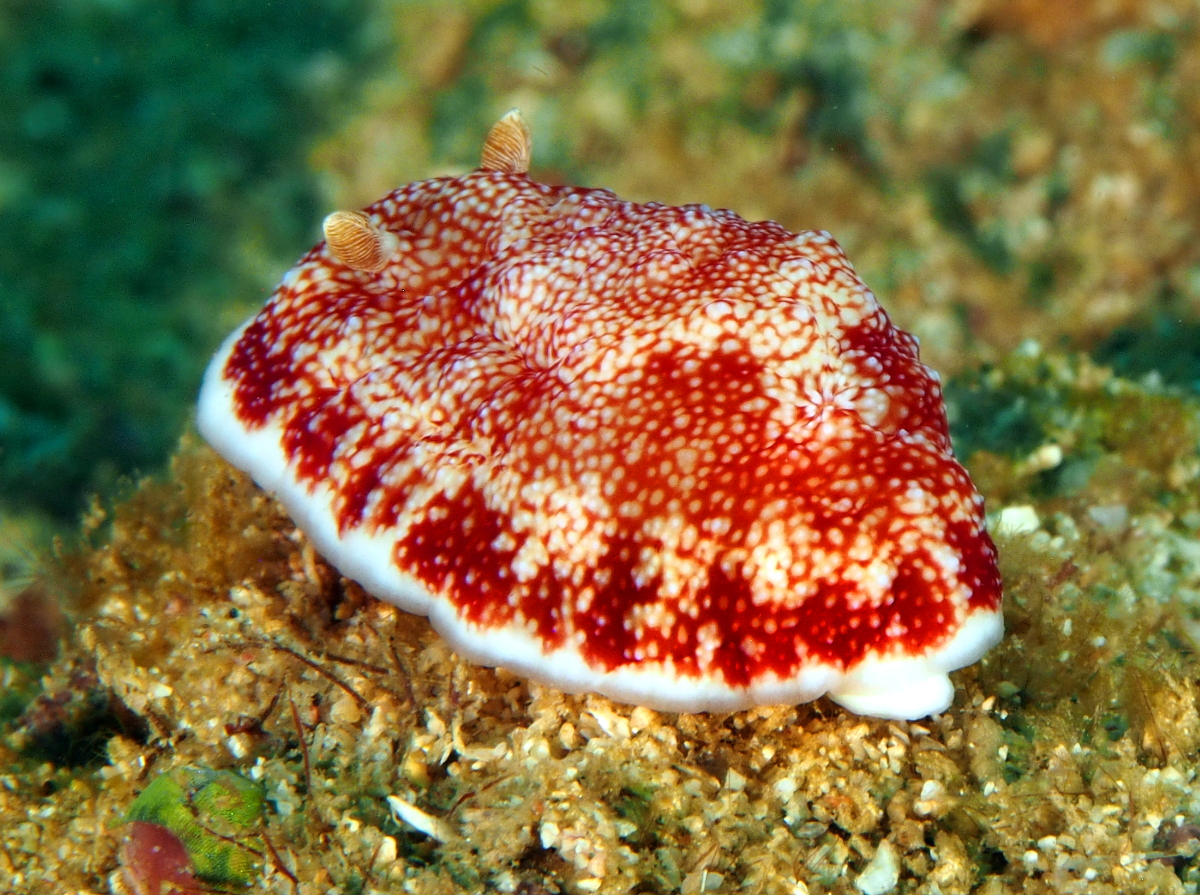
5, 1, 1200, 893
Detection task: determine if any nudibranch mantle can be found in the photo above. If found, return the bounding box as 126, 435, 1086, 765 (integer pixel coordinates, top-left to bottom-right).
199, 111, 1002, 720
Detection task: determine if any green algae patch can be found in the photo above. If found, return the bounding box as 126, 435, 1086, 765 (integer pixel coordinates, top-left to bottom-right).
0, 661, 41, 725
0, 0, 377, 527
946, 343, 1200, 514
126, 767, 264, 885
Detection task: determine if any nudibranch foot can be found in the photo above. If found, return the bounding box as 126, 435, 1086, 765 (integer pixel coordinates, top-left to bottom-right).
198, 110, 1003, 720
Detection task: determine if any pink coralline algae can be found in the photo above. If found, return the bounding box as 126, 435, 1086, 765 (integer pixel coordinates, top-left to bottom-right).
199, 111, 1002, 719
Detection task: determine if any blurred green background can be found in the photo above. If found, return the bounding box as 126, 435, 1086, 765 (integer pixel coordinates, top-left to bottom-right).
0, 0, 375, 529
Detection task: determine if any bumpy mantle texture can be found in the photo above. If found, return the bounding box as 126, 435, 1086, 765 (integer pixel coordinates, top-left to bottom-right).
198, 111, 1002, 720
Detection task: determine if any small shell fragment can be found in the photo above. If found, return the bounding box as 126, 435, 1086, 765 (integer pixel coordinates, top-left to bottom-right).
386, 795, 455, 842
855, 840, 900, 895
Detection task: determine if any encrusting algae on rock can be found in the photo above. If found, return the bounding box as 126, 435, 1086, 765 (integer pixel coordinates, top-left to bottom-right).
5, 342, 1200, 893
121, 766, 264, 892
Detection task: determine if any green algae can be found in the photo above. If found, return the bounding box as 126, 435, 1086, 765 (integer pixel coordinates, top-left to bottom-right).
925, 129, 1017, 275
946, 343, 1200, 511
1097, 315, 1200, 395
126, 767, 264, 886
0, 661, 41, 725
0, 0, 376, 525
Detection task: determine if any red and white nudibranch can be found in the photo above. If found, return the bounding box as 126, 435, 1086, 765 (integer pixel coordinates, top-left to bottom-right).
198, 110, 1002, 720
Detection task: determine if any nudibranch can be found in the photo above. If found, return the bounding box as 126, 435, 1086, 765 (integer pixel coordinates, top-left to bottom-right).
198, 111, 1002, 720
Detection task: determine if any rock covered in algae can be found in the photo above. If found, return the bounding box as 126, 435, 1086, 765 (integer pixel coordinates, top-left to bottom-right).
3, 343, 1200, 895
124, 766, 263, 885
